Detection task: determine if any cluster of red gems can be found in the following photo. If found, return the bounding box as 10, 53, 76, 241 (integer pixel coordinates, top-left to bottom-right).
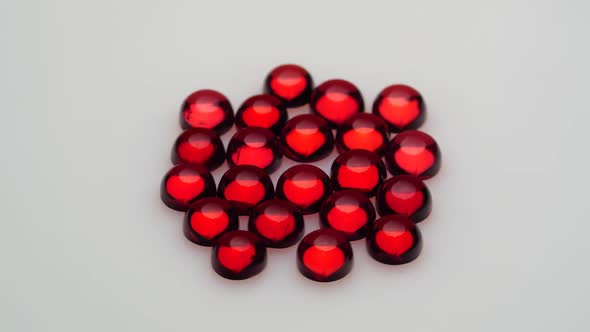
161, 64, 441, 282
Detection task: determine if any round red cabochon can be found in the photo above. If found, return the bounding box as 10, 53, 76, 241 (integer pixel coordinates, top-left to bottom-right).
280, 114, 334, 162
276, 165, 332, 214
264, 64, 313, 107
373, 84, 426, 132
217, 165, 274, 215
161, 164, 216, 211
376, 175, 432, 223
297, 229, 353, 282
319, 190, 376, 241
248, 199, 304, 248
385, 130, 441, 179
336, 113, 389, 154
367, 215, 422, 265
212, 230, 267, 280
331, 149, 386, 197
180, 89, 234, 134
184, 197, 239, 246
310, 79, 364, 127
226, 127, 282, 173
171, 128, 225, 170
235, 94, 288, 134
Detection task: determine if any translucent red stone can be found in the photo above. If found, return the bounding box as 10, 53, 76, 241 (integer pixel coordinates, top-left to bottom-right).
319, 190, 376, 241
366, 215, 422, 265
297, 229, 353, 282
336, 113, 389, 154
235, 94, 287, 134
373, 84, 426, 132
310, 79, 364, 126
180, 89, 234, 134
171, 128, 225, 170
217, 165, 274, 215
376, 175, 432, 223
330, 149, 386, 197
212, 230, 267, 280
264, 64, 313, 107
160, 164, 216, 211
183, 197, 239, 246
279, 114, 334, 162
384, 130, 441, 179
276, 165, 332, 215
226, 127, 282, 173
248, 199, 304, 248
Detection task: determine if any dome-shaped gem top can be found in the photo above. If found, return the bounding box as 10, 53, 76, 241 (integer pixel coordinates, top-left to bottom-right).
248, 199, 304, 248
218, 165, 274, 215
264, 64, 313, 108
331, 149, 386, 197
180, 89, 234, 134
276, 165, 332, 214
336, 113, 389, 154
171, 128, 225, 170
160, 164, 216, 211
279, 114, 334, 162
319, 190, 376, 241
384, 130, 441, 179
226, 127, 282, 173
310, 79, 364, 127
297, 229, 353, 282
366, 215, 422, 265
183, 197, 239, 246
212, 230, 267, 280
235, 94, 288, 134
373, 84, 426, 132
376, 175, 432, 223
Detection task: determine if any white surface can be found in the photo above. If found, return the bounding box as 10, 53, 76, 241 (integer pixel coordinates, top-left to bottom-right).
1, 0, 590, 331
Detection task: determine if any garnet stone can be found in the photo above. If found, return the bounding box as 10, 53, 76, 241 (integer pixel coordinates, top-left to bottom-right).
212, 230, 267, 280
384, 130, 441, 179
180, 89, 234, 134
320, 190, 376, 241
373, 84, 426, 132
331, 149, 386, 197
264, 64, 313, 108
336, 113, 389, 154
376, 175, 431, 223
184, 197, 239, 246
226, 127, 282, 173
248, 199, 304, 248
218, 165, 274, 215
297, 229, 353, 282
276, 165, 332, 214
235, 94, 287, 134
279, 114, 334, 162
366, 215, 422, 265
161, 164, 216, 211
310, 79, 364, 127
171, 128, 225, 170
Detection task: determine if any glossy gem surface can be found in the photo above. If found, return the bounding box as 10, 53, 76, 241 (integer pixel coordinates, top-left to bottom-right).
276, 165, 332, 214
297, 229, 353, 282
184, 197, 238, 246
331, 149, 386, 197
279, 114, 334, 162
171, 128, 225, 170
161, 164, 216, 211
336, 113, 389, 154
376, 175, 432, 222
248, 200, 304, 248
320, 190, 376, 241
218, 165, 274, 215
366, 215, 422, 265
227, 127, 282, 173
180, 89, 234, 134
373, 84, 426, 132
212, 230, 267, 280
235, 94, 287, 134
385, 130, 441, 179
264, 64, 313, 107
310, 79, 364, 126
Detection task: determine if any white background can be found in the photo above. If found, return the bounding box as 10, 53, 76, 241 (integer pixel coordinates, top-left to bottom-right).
1, 0, 590, 331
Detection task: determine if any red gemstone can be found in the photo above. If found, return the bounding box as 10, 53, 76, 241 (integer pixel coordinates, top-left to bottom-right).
331, 149, 386, 197
235, 94, 288, 134
373, 84, 426, 132
248, 199, 304, 248
161, 164, 216, 211
226, 128, 282, 173
310, 79, 364, 126
264, 64, 313, 107
376, 175, 431, 222
180, 89, 234, 134
297, 229, 353, 282
171, 128, 225, 170
276, 165, 332, 214
183, 197, 239, 246
319, 190, 376, 241
385, 130, 441, 179
336, 113, 389, 154
366, 215, 422, 265
279, 114, 334, 162
212, 230, 267, 280
218, 165, 274, 215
